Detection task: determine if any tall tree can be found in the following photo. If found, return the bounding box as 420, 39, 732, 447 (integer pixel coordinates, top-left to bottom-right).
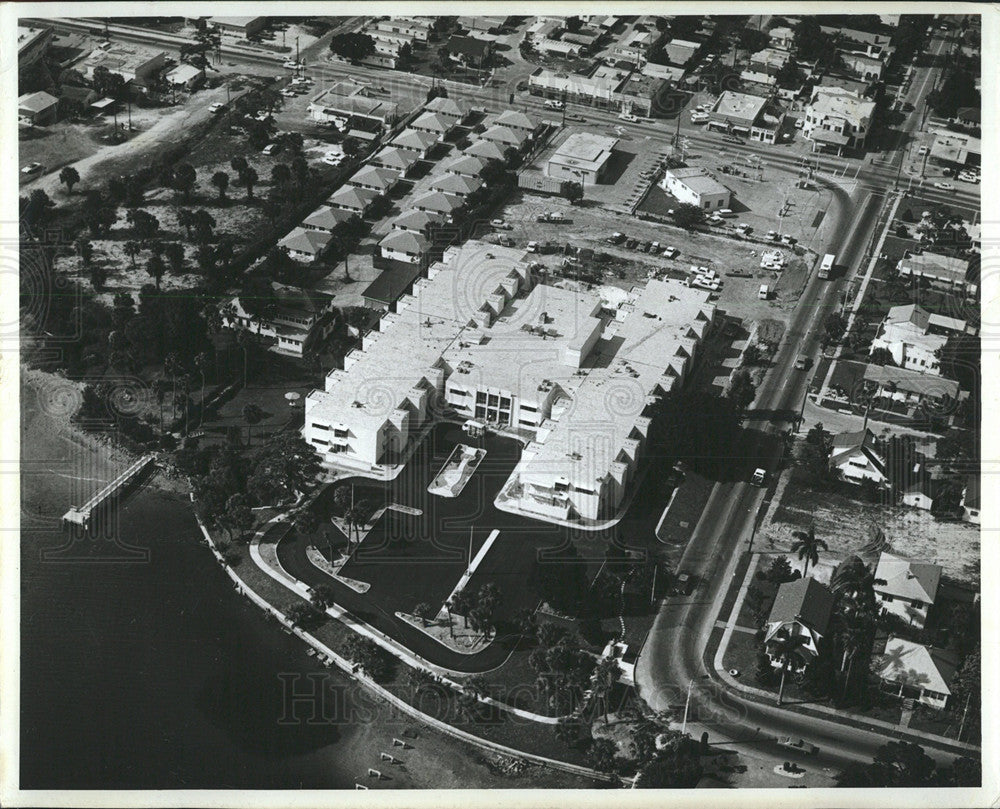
59, 166, 81, 193
770, 631, 808, 705
241, 402, 265, 445
211, 170, 230, 201
790, 523, 828, 578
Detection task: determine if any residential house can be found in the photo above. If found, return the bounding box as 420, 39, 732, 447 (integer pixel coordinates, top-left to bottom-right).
390, 128, 439, 158
870, 304, 948, 376
614, 28, 655, 64
494, 109, 541, 137
302, 205, 354, 233
829, 427, 887, 485
438, 153, 486, 179
877, 638, 958, 710
457, 16, 509, 33
463, 138, 507, 162
479, 125, 528, 152
392, 209, 445, 235
17, 91, 59, 125
410, 111, 457, 139
537, 38, 581, 58
378, 229, 430, 264
348, 165, 402, 195
372, 145, 421, 175
562, 28, 604, 54
897, 251, 976, 297
410, 190, 463, 220
839, 49, 885, 81
741, 48, 789, 86
659, 167, 731, 210
873, 552, 941, 630
278, 227, 332, 263
222, 282, 334, 358
165, 63, 205, 90
900, 474, 936, 511
803, 87, 875, 154
960, 476, 980, 525
768, 25, 794, 50
863, 364, 964, 421
660, 37, 702, 68
425, 95, 470, 123
446, 34, 494, 68
952, 106, 980, 130
429, 173, 484, 199
328, 185, 379, 217
764, 577, 835, 672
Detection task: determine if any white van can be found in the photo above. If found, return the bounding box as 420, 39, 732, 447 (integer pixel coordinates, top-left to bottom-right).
758, 284, 769, 300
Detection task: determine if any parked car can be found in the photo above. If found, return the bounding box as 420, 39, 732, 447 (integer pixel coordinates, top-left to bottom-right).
794, 354, 812, 370
21, 162, 42, 174
662, 246, 679, 259
690, 111, 709, 123
208, 102, 226, 114
606, 232, 626, 244
765, 230, 779, 241
918, 145, 929, 155
283, 60, 304, 69
933, 181, 954, 190
491, 219, 513, 230
625, 238, 639, 249
322, 152, 345, 166
619, 112, 639, 122
751, 468, 767, 486
778, 737, 819, 755
262, 142, 281, 155
780, 234, 797, 245
958, 171, 980, 183
527, 241, 539, 252
544, 99, 565, 110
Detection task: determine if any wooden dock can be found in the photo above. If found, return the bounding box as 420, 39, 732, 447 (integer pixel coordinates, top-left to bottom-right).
62, 454, 156, 528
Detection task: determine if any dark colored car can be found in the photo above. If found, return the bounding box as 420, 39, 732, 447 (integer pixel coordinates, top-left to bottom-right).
625, 238, 639, 249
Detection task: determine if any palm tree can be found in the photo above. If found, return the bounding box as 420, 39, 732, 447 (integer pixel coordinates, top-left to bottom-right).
211, 170, 229, 201
591, 656, 621, 722
770, 631, 809, 706
123, 240, 142, 268
146, 252, 166, 289
413, 602, 433, 626
242, 403, 265, 446
837, 620, 871, 700
344, 500, 370, 555
790, 523, 828, 578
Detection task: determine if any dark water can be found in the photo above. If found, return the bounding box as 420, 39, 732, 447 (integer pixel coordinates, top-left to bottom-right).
20, 482, 361, 789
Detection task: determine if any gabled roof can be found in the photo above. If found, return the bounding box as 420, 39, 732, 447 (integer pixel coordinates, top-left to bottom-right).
829, 427, 885, 473
885, 303, 931, 332
766, 577, 834, 634
328, 185, 378, 211
447, 34, 493, 60
874, 552, 941, 604
362, 263, 424, 305
18, 90, 59, 113
379, 229, 429, 255
878, 637, 958, 696
302, 205, 354, 231
463, 138, 507, 161
279, 226, 331, 256
348, 164, 401, 191
863, 364, 961, 400
410, 190, 462, 213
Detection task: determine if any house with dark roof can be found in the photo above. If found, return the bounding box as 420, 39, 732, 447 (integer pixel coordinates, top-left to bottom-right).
953, 106, 980, 130
493, 109, 541, 137
222, 282, 334, 357
362, 263, 425, 311
764, 577, 835, 672
378, 229, 430, 265
874, 552, 941, 630
425, 95, 470, 123
479, 125, 528, 151
438, 154, 486, 179
447, 34, 494, 67
410, 190, 463, 220
829, 427, 887, 485
877, 637, 958, 710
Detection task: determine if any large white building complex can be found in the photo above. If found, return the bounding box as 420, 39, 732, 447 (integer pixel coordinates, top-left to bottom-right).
303, 241, 716, 523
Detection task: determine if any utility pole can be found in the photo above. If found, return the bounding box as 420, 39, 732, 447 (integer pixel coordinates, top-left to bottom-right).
468, 526, 473, 568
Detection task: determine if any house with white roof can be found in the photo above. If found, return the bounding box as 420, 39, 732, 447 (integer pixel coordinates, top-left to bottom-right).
410, 190, 463, 220
328, 185, 379, 216
829, 427, 886, 485
372, 145, 421, 175
378, 229, 430, 265
429, 173, 484, 199
425, 95, 470, 123
392, 209, 445, 235
873, 552, 941, 630
494, 109, 541, 137
390, 128, 439, 158
803, 87, 875, 154
479, 125, 528, 151
410, 110, 458, 139
438, 154, 486, 179
877, 637, 957, 710
464, 138, 507, 162
302, 205, 355, 233
547, 132, 618, 185
659, 167, 731, 210
348, 165, 402, 195
870, 304, 949, 376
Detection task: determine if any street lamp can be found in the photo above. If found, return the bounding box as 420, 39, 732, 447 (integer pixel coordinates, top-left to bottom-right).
681, 675, 711, 734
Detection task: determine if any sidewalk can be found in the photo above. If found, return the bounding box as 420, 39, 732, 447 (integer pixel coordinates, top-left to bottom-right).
711, 552, 981, 755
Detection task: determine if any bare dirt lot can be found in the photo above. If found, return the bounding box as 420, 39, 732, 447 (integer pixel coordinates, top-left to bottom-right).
761, 472, 980, 587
